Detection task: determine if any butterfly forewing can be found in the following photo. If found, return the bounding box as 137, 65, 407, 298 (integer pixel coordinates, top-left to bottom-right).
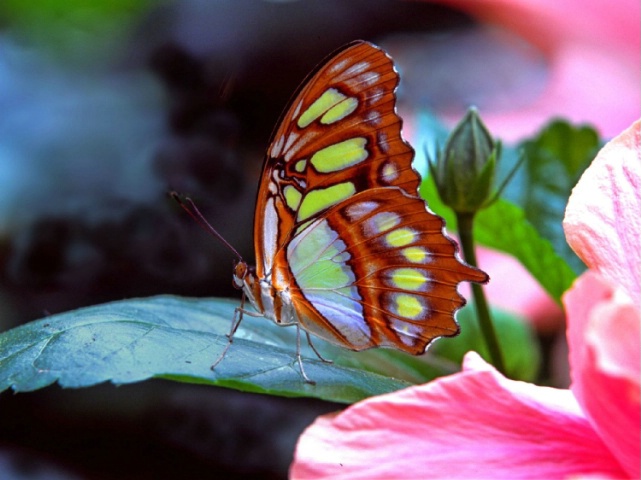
254, 42, 418, 274
249, 40, 488, 357
267, 41, 414, 197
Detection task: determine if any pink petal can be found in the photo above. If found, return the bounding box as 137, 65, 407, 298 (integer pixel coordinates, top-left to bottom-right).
564, 120, 641, 305
291, 352, 624, 479
565, 271, 641, 478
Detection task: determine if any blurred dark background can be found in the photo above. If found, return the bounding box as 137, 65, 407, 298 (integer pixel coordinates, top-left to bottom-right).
0, 1, 545, 478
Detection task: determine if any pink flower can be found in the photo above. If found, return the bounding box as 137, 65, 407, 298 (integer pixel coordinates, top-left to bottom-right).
290, 122, 640, 479
563, 119, 641, 476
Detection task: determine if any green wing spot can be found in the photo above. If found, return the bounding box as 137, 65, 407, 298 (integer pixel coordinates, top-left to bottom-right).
321, 97, 358, 125
394, 294, 425, 319
298, 88, 348, 128
402, 246, 428, 263
386, 228, 417, 247
284, 185, 302, 211
298, 182, 356, 221
390, 268, 428, 291
369, 211, 401, 233
310, 137, 368, 173
294, 159, 307, 173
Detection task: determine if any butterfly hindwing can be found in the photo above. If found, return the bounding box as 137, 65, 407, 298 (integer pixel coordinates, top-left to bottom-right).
284, 188, 487, 352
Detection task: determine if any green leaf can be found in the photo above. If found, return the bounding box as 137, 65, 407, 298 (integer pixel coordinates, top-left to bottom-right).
510, 120, 600, 273
474, 199, 577, 303
421, 177, 576, 304
0, 296, 410, 404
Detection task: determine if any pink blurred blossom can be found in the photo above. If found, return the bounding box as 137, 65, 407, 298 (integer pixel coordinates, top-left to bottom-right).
434, 0, 640, 141
463, 247, 564, 334
290, 121, 640, 479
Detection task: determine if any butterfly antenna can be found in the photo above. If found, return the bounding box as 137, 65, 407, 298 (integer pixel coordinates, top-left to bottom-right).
170, 191, 244, 262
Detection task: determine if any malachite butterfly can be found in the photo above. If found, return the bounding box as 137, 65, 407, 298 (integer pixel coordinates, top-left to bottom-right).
189, 40, 488, 383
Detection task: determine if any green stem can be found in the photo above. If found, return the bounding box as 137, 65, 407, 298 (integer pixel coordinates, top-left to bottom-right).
456, 212, 506, 374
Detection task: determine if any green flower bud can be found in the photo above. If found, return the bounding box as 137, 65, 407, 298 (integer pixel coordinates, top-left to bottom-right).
429, 108, 500, 213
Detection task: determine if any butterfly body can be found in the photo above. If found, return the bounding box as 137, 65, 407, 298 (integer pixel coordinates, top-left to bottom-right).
227, 40, 488, 370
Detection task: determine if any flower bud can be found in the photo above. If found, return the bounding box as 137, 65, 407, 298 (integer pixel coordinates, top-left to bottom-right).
429, 108, 499, 213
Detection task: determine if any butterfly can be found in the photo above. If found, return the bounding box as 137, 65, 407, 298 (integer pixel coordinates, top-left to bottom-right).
182, 40, 488, 383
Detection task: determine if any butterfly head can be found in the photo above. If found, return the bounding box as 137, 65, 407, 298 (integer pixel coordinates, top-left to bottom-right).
232, 259, 262, 315
232, 260, 250, 289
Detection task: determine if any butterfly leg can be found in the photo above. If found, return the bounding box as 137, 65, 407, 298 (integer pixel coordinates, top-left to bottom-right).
210, 307, 242, 371
211, 293, 261, 371
295, 324, 316, 385
305, 331, 333, 364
